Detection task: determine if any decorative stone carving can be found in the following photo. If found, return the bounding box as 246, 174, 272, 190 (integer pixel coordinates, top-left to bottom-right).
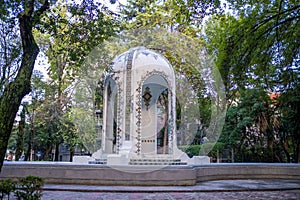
142, 86, 152, 110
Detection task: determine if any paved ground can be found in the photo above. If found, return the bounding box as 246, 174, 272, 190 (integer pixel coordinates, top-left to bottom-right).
5, 179, 300, 199
41, 190, 300, 200
39, 180, 300, 200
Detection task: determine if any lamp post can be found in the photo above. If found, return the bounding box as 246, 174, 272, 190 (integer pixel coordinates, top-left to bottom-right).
95, 109, 103, 149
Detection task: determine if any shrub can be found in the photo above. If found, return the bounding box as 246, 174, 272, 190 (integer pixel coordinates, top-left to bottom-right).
0, 175, 44, 200
14, 175, 44, 200
178, 145, 201, 157
0, 179, 15, 200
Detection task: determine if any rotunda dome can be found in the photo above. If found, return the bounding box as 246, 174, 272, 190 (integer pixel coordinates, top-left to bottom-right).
111, 46, 175, 79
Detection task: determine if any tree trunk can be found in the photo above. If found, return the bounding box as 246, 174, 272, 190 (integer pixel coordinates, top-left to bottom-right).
69, 147, 74, 162
54, 142, 60, 161
0, 14, 39, 172
296, 143, 300, 163
280, 139, 290, 163
293, 139, 300, 163
24, 133, 32, 161
0, 0, 50, 172
30, 124, 36, 161
43, 141, 53, 161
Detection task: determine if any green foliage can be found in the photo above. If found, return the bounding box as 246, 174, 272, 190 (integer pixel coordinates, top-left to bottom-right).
0, 179, 15, 200
277, 86, 300, 162
205, 1, 300, 95
178, 145, 201, 157
210, 142, 225, 157
219, 89, 286, 162
0, 176, 44, 200
179, 142, 225, 158
198, 142, 214, 156
122, 0, 223, 36
42, 0, 119, 76
18, 0, 120, 159
2, 0, 298, 164
15, 176, 44, 200
198, 97, 212, 125
204, 0, 300, 162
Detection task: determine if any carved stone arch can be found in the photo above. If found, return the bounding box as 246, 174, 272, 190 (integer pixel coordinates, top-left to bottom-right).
103, 76, 123, 154
134, 71, 175, 155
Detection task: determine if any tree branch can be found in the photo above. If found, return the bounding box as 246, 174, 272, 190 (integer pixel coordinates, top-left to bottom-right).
256, 15, 300, 41
251, 5, 300, 33
33, 0, 50, 26
29, 0, 35, 16
275, 0, 284, 53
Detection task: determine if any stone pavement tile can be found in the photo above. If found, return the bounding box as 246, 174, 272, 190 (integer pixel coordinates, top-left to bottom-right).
196, 179, 300, 191
43, 179, 300, 192
31, 180, 300, 199
40, 191, 300, 200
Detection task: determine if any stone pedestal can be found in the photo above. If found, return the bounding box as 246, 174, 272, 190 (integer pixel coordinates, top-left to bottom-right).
107, 154, 130, 165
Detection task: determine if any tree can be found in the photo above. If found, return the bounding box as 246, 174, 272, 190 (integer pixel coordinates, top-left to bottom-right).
278, 86, 300, 163
205, 1, 300, 95
61, 112, 79, 162
0, 0, 51, 172
122, 0, 223, 35
31, 0, 119, 160
25, 70, 48, 161
204, 15, 239, 105
220, 89, 281, 162
204, 0, 300, 162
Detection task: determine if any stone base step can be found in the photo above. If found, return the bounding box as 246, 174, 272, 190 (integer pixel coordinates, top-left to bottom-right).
129, 159, 187, 165
88, 159, 107, 165
88, 158, 188, 165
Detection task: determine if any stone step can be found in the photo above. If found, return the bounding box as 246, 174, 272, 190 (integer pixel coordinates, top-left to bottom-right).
129, 159, 187, 165
88, 158, 187, 165
88, 159, 107, 165
130, 159, 181, 162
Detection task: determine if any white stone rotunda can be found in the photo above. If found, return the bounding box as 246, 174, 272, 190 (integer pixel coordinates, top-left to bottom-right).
74, 46, 209, 165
